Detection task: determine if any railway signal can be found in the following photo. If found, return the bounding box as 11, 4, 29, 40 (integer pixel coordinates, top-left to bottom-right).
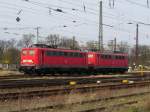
16, 17, 21, 22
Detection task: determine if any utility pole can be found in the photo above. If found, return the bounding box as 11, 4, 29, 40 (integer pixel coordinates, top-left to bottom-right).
135, 24, 139, 65
72, 36, 75, 49
114, 37, 117, 51
128, 22, 150, 65
147, 0, 149, 8
99, 1, 103, 51
36, 27, 40, 44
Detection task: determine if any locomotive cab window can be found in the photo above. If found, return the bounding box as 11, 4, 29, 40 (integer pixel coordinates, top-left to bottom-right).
29, 50, 35, 56
22, 50, 27, 55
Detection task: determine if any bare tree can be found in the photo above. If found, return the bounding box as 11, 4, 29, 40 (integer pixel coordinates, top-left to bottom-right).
59, 36, 79, 49
107, 40, 115, 51
0, 40, 5, 63
45, 34, 60, 46
117, 41, 129, 53
3, 48, 20, 64
18, 34, 34, 48
138, 45, 150, 65
86, 41, 99, 51
0, 39, 20, 68
45, 34, 79, 49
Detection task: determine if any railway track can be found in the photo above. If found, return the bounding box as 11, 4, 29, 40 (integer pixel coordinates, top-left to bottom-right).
1, 80, 150, 101
0, 74, 150, 112
0, 72, 148, 80
9, 88, 149, 112
0, 75, 28, 80
79, 101, 138, 112
0, 73, 149, 89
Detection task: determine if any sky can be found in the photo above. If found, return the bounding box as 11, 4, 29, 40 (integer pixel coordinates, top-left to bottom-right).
0, 0, 150, 47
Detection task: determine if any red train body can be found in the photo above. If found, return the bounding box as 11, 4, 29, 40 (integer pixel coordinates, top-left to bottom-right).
19, 44, 128, 75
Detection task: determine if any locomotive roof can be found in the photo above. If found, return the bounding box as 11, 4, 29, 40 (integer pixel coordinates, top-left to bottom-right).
93, 52, 128, 55
22, 48, 127, 55
23, 44, 127, 55
23, 45, 84, 53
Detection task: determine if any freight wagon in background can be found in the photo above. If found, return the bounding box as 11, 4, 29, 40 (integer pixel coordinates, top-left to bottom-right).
19, 44, 128, 75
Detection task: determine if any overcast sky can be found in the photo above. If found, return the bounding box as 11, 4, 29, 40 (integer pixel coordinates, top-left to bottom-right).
0, 0, 150, 46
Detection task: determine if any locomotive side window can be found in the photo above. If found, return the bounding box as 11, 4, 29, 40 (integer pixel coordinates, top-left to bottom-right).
56, 51, 59, 56
108, 55, 111, 59
122, 56, 125, 59
79, 53, 83, 57
54, 51, 59, 56
67, 52, 70, 57
46, 51, 64, 56
57, 51, 62, 56
101, 54, 104, 59
112, 55, 115, 59
72, 53, 76, 57
45, 50, 84, 58
101, 54, 111, 59
119, 56, 122, 59
69, 52, 74, 57
46, 51, 52, 56
114, 55, 126, 60
74, 53, 78, 57
114, 55, 117, 59
64, 52, 68, 57
120, 56, 122, 59
120, 56, 124, 60
29, 50, 35, 56
22, 50, 27, 55
105, 55, 109, 59
60, 52, 64, 56
115, 56, 119, 59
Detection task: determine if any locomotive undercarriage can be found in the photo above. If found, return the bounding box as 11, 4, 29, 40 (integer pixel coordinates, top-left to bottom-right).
19, 65, 127, 76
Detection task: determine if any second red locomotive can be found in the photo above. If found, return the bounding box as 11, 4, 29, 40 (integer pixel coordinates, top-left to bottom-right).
19, 44, 128, 75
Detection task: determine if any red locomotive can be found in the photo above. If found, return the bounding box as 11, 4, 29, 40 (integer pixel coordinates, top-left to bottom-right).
19, 44, 128, 75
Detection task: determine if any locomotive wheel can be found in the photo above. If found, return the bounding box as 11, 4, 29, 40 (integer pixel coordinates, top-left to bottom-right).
24, 71, 33, 75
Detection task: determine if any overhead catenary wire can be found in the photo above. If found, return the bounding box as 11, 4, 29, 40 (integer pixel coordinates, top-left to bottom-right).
0, 0, 136, 26
20, 0, 133, 27
0, 0, 150, 44
0, 1, 78, 24
23, 0, 148, 28
125, 0, 150, 9
1, 0, 150, 27
3, 0, 150, 23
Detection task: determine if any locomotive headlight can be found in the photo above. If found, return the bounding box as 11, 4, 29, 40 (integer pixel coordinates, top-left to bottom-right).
88, 54, 94, 58
22, 60, 33, 63
23, 60, 27, 63
28, 60, 33, 63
